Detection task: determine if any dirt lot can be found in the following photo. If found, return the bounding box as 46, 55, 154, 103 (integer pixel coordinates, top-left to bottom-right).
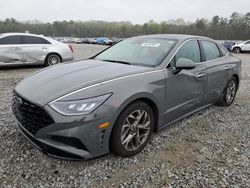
0, 44, 249, 187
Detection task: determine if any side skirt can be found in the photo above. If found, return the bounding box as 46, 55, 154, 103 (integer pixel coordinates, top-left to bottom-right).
158, 103, 213, 132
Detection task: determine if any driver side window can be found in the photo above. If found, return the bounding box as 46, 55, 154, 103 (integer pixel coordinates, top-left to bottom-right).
168, 40, 201, 68
175, 40, 201, 63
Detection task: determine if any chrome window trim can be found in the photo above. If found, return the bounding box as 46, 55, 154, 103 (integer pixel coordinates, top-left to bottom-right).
164, 38, 228, 70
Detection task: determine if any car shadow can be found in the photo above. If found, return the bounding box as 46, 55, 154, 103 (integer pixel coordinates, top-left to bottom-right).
0, 64, 44, 70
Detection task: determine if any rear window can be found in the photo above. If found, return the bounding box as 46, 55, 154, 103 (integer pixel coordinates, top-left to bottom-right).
201, 41, 221, 61
220, 45, 228, 56
23, 36, 51, 44
0, 35, 21, 45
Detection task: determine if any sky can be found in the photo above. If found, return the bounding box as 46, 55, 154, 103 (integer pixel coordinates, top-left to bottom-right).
0, 0, 249, 24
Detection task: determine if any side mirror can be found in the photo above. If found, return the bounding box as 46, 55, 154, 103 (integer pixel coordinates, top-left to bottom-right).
175, 58, 196, 69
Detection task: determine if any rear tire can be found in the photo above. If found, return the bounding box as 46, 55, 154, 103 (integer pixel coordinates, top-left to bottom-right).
110, 101, 154, 157
45, 54, 61, 66
217, 76, 238, 107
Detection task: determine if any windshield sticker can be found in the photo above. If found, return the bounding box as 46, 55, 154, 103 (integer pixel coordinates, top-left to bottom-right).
141, 43, 161, 47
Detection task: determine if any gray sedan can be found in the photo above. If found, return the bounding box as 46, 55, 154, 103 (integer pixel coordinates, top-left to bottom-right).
12, 34, 241, 160
0, 33, 74, 66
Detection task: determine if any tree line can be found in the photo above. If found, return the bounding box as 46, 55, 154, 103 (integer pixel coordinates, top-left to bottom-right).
0, 12, 250, 40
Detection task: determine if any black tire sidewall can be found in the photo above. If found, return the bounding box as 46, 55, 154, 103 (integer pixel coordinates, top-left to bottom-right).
110, 101, 154, 157
223, 77, 238, 106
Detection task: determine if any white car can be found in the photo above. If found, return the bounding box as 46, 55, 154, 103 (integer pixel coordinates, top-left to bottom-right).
0, 33, 74, 66
231, 40, 250, 53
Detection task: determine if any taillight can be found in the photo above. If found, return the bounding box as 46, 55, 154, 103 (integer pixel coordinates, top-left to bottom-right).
68, 43, 73, 53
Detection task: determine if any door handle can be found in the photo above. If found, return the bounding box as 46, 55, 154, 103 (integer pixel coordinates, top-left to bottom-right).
42, 47, 48, 50
196, 72, 206, 78
224, 66, 230, 70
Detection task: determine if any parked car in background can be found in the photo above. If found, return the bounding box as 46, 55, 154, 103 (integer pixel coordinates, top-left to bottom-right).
0, 33, 74, 66
104, 38, 114, 45
85, 38, 97, 44
111, 38, 124, 44
12, 34, 241, 160
81, 38, 88, 43
231, 40, 250, 53
223, 41, 235, 51
57, 38, 67, 43
96, 37, 114, 45
58, 37, 74, 44
72, 38, 82, 44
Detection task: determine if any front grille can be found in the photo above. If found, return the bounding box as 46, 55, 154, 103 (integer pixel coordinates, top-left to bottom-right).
12, 92, 54, 135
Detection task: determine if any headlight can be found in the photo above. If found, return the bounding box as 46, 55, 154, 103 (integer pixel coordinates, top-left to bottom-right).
49, 93, 112, 116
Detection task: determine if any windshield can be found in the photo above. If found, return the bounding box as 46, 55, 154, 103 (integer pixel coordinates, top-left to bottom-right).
95, 37, 177, 67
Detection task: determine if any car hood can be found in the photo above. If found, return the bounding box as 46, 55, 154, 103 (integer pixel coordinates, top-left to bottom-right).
15, 59, 152, 106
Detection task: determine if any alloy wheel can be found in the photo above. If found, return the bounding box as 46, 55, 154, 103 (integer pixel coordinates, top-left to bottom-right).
121, 110, 151, 151
234, 48, 241, 53
48, 55, 60, 65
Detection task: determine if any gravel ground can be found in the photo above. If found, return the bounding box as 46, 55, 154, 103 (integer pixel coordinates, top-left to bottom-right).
0, 44, 249, 187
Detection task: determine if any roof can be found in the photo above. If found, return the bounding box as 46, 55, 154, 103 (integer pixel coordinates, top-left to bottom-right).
134, 34, 211, 41
0, 32, 45, 37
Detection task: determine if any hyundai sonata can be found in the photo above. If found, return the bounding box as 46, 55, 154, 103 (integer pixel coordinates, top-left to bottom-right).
12, 34, 241, 159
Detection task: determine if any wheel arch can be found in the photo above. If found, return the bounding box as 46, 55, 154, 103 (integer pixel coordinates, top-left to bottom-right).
111, 93, 161, 135
232, 74, 240, 91
233, 46, 241, 52
108, 93, 161, 151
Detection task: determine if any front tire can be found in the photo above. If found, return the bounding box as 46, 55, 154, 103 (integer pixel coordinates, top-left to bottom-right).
110, 101, 154, 157
217, 76, 238, 107
45, 54, 61, 66
233, 47, 241, 53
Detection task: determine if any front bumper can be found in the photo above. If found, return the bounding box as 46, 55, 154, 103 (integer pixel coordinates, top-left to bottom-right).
12, 92, 114, 160
14, 116, 112, 160
16, 122, 84, 160
62, 56, 74, 62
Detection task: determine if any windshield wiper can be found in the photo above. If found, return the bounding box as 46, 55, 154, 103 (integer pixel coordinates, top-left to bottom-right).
101, 59, 131, 65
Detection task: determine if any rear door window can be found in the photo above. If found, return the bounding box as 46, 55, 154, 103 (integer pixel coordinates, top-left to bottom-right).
201, 41, 221, 61
23, 36, 51, 44
0, 35, 21, 45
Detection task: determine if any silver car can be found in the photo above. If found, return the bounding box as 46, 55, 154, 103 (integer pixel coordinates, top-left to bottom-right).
0, 33, 74, 66
12, 34, 241, 160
